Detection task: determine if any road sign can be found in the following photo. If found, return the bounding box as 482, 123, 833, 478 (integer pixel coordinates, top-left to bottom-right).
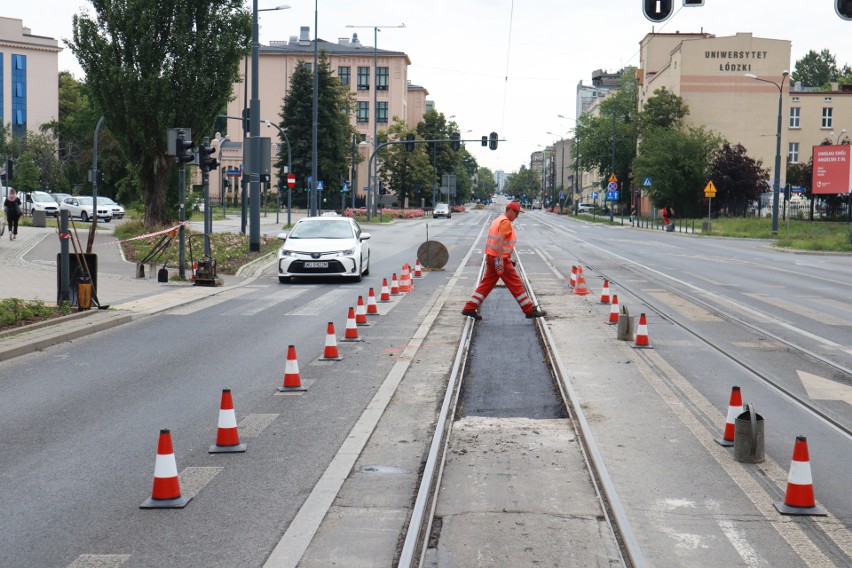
703, 180, 717, 198
286, 173, 296, 188
317, 181, 324, 191
607, 181, 618, 192
606, 191, 619, 201
341, 182, 349, 193
643, 177, 652, 187
608, 173, 618, 183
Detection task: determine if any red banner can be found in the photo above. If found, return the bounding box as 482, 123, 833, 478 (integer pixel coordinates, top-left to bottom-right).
812, 145, 852, 195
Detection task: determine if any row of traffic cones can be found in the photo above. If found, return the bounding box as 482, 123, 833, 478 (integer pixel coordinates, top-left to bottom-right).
716, 386, 826, 516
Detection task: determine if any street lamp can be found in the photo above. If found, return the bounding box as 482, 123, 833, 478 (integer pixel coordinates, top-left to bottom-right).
249, 2, 290, 251
346, 22, 405, 220
264, 120, 292, 226
831, 128, 848, 144
745, 70, 789, 234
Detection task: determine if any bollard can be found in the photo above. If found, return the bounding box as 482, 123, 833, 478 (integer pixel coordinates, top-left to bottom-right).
733, 403, 765, 463
616, 305, 636, 341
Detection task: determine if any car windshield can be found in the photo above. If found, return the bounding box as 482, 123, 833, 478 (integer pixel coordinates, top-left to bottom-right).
289, 220, 354, 239
77, 197, 94, 205
32, 193, 55, 203
97, 197, 117, 205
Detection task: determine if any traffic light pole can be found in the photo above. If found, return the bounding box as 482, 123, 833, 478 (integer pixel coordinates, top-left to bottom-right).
178, 161, 186, 279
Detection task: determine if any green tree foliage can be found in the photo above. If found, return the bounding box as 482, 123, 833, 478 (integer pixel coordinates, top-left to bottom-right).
708, 142, 768, 216
13, 152, 41, 192
633, 126, 722, 217
69, 0, 251, 227
377, 118, 434, 206
638, 87, 689, 131
503, 165, 538, 202
2, 131, 66, 191
276, 54, 356, 208
474, 166, 497, 202
416, 110, 456, 200
453, 147, 478, 204
791, 49, 852, 88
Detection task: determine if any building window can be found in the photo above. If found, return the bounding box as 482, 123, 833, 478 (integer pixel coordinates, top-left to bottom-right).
357, 67, 370, 90
11, 54, 26, 138
376, 67, 389, 90
376, 101, 388, 124
338, 66, 350, 86
357, 101, 369, 123
788, 142, 799, 164
789, 107, 800, 128
822, 107, 833, 129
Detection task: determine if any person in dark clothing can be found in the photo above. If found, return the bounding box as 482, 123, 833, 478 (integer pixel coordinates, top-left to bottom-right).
3, 188, 22, 240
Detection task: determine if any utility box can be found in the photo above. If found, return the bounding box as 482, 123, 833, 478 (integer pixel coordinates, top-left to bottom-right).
31, 209, 47, 227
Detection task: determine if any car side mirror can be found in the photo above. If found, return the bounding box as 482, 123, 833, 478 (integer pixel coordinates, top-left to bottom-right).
360, 232, 371, 241
277, 231, 289, 241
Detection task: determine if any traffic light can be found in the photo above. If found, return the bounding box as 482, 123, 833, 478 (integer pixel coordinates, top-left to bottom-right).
643, 0, 673, 22
176, 130, 194, 164
481, 135, 488, 147
405, 133, 415, 152
682, 0, 703, 5
450, 132, 460, 151
488, 132, 498, 151
379, 180, 387, 195
198, 143, 219, 172
838, 0, 852, 19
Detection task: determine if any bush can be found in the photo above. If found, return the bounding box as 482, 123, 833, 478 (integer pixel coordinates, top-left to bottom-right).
0, 298, 72, 331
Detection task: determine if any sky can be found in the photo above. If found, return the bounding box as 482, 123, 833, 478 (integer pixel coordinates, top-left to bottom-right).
6, 0, 852, 174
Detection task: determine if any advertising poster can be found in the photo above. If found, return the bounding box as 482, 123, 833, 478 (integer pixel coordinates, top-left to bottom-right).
812, 145, 852, 195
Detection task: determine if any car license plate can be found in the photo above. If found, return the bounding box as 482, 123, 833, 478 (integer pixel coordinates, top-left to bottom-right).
304, 261, 328, 268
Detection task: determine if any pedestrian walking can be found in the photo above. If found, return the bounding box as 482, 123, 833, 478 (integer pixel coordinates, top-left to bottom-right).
3, 188, 22, 241
462, 201, 546, 321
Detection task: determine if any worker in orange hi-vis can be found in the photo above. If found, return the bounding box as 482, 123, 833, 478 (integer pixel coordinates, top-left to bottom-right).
462, 201, 546, 321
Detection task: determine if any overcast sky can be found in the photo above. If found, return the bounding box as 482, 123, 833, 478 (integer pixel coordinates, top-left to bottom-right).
7, 0, 852, 173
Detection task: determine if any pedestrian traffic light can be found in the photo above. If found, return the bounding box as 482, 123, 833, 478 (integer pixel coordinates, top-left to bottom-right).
176, 130, 194, 164
837, 0, 852, 20
481, 135, 488, 147
450, 132, 460, 151
643, 0, 673, 22
488, 132, 498, 151
198, 143, 219, 172
405, 133, 415, 152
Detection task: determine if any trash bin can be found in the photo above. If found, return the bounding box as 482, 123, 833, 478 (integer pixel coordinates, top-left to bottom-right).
733, 403, 765, 463
32, 209, 47, 228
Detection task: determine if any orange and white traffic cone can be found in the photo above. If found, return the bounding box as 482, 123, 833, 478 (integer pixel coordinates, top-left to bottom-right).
774, 436, 827, 516
379, 278, 391, 302
607, 294, 620, 324
191, 262, 198, 281
399, 264, 413, 293
413, 260, 424, 279
366, 288, 379, 315
714, 386, 742, 447
319, 322, 343, 361
599, 279, 611, 304
340, 307, 363, 342
390, 273, 401, 296
209, 389, 247, 453
633, 312, 651, 348
278, 345, 307, 392
573, 267, 590, 295
569, 265, 578, 288
355, 295, 369, 326
140, 429, 191, 508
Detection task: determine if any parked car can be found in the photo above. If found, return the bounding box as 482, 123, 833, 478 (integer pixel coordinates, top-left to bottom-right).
50, 192, 72, 204
532, 200, 542, 209
24, 191, 60, 217
433, 203, 452, 218
277, 216, 370, 283
98, 197, 126, 219
59, 196, 112, 222
577, 203, 594, 213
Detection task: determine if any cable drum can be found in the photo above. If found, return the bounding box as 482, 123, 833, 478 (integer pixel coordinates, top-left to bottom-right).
417, 240, 449, 269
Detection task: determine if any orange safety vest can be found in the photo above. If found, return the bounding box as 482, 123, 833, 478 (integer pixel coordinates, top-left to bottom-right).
484, 214, 516, 259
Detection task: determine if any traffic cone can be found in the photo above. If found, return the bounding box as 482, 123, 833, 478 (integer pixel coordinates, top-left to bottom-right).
633, 312, 651, 348
774, 436, 827, 516
278, 345, 307, 392
366, 288, 379, 315
379, 278, 391, 302
599, 279, 611, 304
191, 262, 198, 281
714, 386, 742, 447
319, 322, 343, 361
413, 260, 424, 279
209, 389, 247, 453
140, 429, 191, 508
607, 294, 620, 324
340, 307, 363, 342
399, 264, 413, 293
569, 265, 578, 287
390, 273, 401, 296
355, 295, 369, 326
572, 267, 590, 295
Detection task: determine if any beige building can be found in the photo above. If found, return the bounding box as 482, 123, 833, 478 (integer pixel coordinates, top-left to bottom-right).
221, 26, 425, 204
0, 17, 60, 138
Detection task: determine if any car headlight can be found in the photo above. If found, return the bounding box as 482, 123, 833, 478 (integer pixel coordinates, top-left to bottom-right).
279, 249, 297, 257
337, 248, 355, 256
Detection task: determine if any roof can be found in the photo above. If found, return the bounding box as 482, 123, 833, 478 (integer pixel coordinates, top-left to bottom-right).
262, 37, 407, 58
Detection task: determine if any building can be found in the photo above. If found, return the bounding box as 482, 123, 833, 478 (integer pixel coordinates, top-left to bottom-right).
222, 26, 424, 205
0, 17, 60, 138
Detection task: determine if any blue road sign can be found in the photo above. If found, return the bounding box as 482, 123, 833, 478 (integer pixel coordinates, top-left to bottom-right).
317, 181, 324, 191
607, 181, 618, 192
643, 177, 652, 187
606, 191, 619, 201
342, 182, 349, 192
592, 191, 599, 199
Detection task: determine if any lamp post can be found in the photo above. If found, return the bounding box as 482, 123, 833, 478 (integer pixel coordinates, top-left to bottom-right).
831, 128, 848, 144
346, 23, 405, 220
264, 120, 291, 226
745, 70, 789, 234
249, 3, 290, 251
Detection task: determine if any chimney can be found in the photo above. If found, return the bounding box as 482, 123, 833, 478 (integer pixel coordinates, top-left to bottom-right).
339, 37, 350, 45
299, 26, 310, 45
289, 35, 298, 45
351, 32, 362, 47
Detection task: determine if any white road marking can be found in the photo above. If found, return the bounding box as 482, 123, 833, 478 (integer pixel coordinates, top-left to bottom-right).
178, 466, 223, 499
66, 555, 131, 568
798, 370, 852, 405
238, 413, 280, 437
287, 289, 351, 316
221, 286, 310, 316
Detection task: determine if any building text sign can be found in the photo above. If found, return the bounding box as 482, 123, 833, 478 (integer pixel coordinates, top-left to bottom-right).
812, 145, 852, 195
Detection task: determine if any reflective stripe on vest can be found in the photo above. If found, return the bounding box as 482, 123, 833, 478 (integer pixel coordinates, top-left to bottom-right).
484, 214, 516, 258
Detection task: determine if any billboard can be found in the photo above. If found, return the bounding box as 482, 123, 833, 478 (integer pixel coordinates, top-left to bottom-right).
812, 145, 852, 195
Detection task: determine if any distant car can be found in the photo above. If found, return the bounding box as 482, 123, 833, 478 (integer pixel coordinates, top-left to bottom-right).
59, 196, 112, 222
98, 197, 126, 219
24, 191, 60, 217
277, 216, 370, 283
50, 192, 72, 204
433, 203, 452, 218
577, 203, 594, 213
532, 200, 542, 210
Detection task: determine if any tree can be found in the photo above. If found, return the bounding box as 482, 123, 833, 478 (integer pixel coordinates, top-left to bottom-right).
504, 165, 539, 203
4, 132, 66, 191
474, 166, 497, 203
13, 152, 41, 192
416, 110, 456, 202
709, 142, 768, 216
638, 87, 689, 131
377, 118, 433, 206
69, 0, 251, 227
791, 49, 844, 88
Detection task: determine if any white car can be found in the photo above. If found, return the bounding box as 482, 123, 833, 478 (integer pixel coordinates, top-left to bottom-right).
277, 216, 370, 283
433, 203, 452, 218
577, 203, 594, 213
98, 197, 126, 219
25, 191, 60, 217
59, 196, 113, 222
